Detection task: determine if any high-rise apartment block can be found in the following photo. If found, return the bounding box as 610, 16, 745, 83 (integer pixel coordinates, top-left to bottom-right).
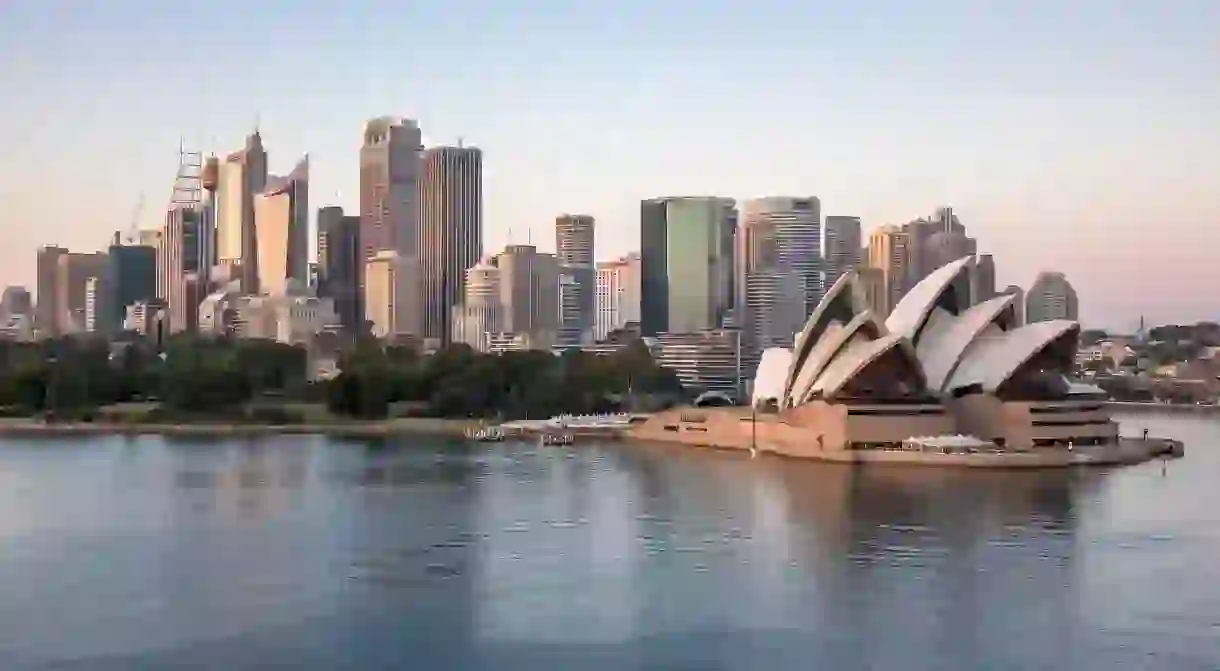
215, 132, 268, 293
253, 156, 309, 296
419, 145, 482, 343
640, 197, 736, 335
594, 254, 641, 341
317, 206, 362, 332
1025, 272, 1078, 323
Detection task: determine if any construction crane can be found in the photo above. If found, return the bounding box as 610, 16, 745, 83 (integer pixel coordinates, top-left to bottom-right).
127, 192, 145, 244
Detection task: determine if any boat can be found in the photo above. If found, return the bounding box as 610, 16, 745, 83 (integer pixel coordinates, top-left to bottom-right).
465, 426, 505, 442
539, 433, 574, 447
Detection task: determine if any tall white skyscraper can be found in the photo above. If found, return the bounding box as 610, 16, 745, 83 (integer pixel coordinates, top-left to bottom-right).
594, 253, 641, 341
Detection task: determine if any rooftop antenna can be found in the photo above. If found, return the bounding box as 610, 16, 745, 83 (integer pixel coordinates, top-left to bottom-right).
457, 136, 464, 148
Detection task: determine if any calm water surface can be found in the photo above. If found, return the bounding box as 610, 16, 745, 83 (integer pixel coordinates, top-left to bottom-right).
0, 413, 1217, 669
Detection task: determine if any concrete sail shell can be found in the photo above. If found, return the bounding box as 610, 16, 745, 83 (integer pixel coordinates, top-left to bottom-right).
946, 320, 1080, 394
781, 271, 869, 400
751, 347, 793, 407
810, 332, 925, 401
788, 311, 885, 406
917, 293, 1017, 393
884, 256, 973, 345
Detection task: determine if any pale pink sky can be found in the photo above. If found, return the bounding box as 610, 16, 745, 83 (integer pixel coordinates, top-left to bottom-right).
2, 1, 1217, 331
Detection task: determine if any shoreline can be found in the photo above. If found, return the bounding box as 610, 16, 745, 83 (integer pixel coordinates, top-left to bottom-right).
1109, 401, 1220, 415
0, 417, 479, 439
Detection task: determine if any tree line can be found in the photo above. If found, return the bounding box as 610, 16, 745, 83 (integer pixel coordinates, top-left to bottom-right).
0, 336, 686, 422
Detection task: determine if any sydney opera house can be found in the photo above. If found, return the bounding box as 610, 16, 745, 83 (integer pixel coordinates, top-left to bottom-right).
632, 257, 1170, 466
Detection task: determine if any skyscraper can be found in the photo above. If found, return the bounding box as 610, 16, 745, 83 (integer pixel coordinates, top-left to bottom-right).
452, 259, 503, 350
253, 156, 309, 296
555, 214, 595, 343
317, 206, 362, 332
824, 215, 862, 290
161, 206, 201, 332
215, 132, 268, 292
737, 197, 821, 351
741, 197, 822, 312
35, 245, 68, 335
1026, 272, 1078, 323
494, 244, 559, 346
103, 242, 157, 335
55, 252, 108, 335
867, 225, 909, 318
594, 254, 641, 341
971, 253, 997, 306
419, 145, 482, 343
640, 197, 736, 335
360, 117, 423, 260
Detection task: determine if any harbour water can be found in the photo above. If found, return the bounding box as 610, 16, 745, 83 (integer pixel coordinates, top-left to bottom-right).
0, 413, 1215, 668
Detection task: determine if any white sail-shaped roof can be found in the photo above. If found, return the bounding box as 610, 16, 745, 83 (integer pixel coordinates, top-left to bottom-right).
946, 320, 1080, 394
752, 348, 793, 407
781, 271, 868, 400
749, 255, 1095, 410
885, 256, 973, 344
787, 311, 885, 406
917, 294, 1017, 393
810, 332, 924, 400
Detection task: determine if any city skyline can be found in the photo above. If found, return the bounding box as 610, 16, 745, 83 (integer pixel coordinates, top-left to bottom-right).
2, 1, 1217, 329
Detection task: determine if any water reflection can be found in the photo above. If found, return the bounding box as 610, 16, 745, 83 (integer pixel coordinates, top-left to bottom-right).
0, 419, 1214, 668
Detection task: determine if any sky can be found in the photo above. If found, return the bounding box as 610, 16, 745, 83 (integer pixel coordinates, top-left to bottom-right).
1, 0, 1217, 330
